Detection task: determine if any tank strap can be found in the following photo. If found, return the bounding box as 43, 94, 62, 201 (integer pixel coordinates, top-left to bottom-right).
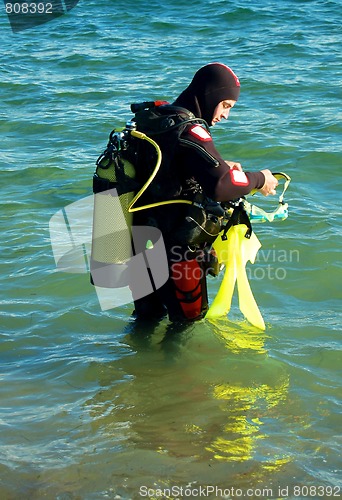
93, 175, 116, 194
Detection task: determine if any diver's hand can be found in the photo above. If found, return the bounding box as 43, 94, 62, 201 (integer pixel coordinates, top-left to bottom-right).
225, 160, 243, 171
259, 169, 279, 196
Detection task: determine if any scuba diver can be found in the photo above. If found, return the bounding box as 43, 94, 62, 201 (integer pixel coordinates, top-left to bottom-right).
92, 63, 279, 323
130, 63, 278, 322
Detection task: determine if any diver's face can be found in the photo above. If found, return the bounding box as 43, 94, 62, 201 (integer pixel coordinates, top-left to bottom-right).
211, 99, 236, 125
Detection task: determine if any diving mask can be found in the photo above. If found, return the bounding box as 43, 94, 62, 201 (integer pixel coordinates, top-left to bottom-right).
244, 172, 291, 223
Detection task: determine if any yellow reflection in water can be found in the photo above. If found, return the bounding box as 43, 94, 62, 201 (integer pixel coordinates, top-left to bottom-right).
209, 317, 268, 354
204, 319, 290, 467
85, 318, 291, 474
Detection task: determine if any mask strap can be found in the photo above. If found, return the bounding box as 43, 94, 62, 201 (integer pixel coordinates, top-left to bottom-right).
244, 172, 291, 223
273, 172, 291, 204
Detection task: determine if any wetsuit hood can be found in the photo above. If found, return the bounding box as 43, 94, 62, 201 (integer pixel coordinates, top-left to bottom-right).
173, 63, 240, 125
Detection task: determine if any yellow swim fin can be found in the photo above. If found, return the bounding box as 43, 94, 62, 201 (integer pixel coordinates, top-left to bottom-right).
206, 227, 237, 318
206, 224, 265, 330
235, 225, 265, 330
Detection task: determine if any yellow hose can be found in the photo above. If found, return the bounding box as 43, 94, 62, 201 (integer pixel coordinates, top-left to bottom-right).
128, 130, 193, 213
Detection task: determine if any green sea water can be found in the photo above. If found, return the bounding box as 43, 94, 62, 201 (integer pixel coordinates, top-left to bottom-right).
1, 0, 341, 498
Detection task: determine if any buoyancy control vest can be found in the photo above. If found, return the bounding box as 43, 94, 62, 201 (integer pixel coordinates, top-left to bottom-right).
131, 101, 207, 202
91, 101, 225, 284
130, 102, 225, 244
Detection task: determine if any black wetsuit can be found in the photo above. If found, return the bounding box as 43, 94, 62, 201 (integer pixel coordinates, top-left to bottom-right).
132, 63, 265, 322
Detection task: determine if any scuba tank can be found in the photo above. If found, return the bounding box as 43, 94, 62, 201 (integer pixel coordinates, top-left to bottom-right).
90, 120, 139, 288
90, 109, 172, 290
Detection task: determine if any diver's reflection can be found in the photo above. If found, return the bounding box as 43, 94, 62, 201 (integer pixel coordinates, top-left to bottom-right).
86, 317, 290, 468
124, 316, 198, 360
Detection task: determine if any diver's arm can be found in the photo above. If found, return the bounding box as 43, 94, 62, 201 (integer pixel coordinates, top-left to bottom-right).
178, 129, 265, 201
225, 162, 278, 196
213, 166, 265, 201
